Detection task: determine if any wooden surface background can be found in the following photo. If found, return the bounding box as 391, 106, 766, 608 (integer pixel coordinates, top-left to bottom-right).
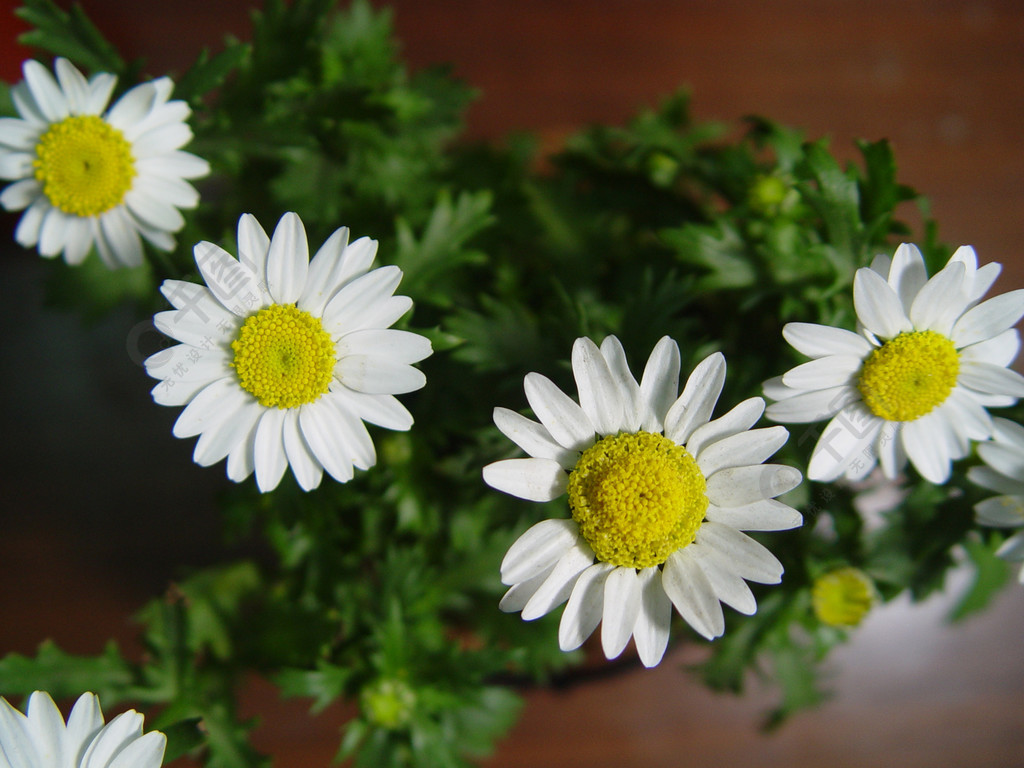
1, 2, 1022, 766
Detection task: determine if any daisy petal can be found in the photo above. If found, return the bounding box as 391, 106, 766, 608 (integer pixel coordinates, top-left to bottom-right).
781, 355, 861, 390
909, 260, 969, 335
974, 496, 1024, 528
236, 213, 270, 282
705, 499, 803, 531
901, 417, 953, 484
958, 362, 1024, 398
524, 372, 595, 451
572, 337, 624, 435
500, 518, 579, 585
765, 385, 858, 424
492, 407, 575, 467
265, 212, 308, 304
887, 243, 929, 312
854, 267, 912, 339
633, 566, 673, 667
705, 464, 802, 506
690, 542, 757, 615
500, 567, 555, 613
336, 356, 425, 394
696, 426, 790, 477
601, 566, 642, 660
194, 241, 264, 316
782, 322, 873, 358
686, 397, 765, 458
600, 336, 643, 432
807, 404, 883, 482
559, 562, 614, 651
664, 352, 726, 445
951, 290, 1024, 348
521, 540, 595, 621
482, 458, 568, 502
696, 521, 784, 584
639, 336, 680, 431
253, 408, 289, 492
662, 549, 724, 640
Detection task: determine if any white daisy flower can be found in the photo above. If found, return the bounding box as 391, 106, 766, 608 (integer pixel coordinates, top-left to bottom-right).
765, 244, 1024, 484
0, 691, 165, 768
145, 212, 431, 492
968, 417, 1024, 583
0, 57, 209, 267
483, 336, 802, 667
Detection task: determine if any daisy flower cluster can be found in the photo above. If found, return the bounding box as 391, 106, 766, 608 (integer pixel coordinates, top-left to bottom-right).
765, 244, 1024, 484
0, 58, 209, 268
484, 336, 803, 666
969, 417, 1024, 582
0, 691, 165, 768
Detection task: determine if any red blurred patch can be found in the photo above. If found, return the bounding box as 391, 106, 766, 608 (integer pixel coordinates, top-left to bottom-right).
1, 0, 34, 83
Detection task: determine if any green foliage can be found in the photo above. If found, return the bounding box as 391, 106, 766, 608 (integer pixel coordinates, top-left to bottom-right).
3, 1, 1020, 766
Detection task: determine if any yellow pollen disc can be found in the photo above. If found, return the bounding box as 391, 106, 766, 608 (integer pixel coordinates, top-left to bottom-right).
811, 567, 875, 628
567, 431, 708, 569
231, 304, 336, 409
33, 115, 136, 217
857, 330, 959, 422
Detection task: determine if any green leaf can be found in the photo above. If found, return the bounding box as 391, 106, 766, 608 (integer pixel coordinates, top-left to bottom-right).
0, 641, 136, 702
174, 40, 251, 106
160, 717, 206, 764
16, 0, 126, 76
797, 140, 861, 259
948, 534, 1012, 622
277, 661, 352, 713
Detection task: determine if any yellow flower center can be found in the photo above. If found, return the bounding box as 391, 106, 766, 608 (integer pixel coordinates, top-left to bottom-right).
857, 330, 959, 422
231, 304, 336, 409
811, 567, 875, 628
33, 115, 136, 217
568, 431, 708, 569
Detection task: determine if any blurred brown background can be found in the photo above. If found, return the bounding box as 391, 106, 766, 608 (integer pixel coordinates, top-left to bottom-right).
1, 1, 1022, 766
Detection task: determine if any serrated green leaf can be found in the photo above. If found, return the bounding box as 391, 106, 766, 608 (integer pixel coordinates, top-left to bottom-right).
174, 40, 251, 106
949, 535, 1011, 622
0, 641, 136, 702
16, 0, 126, 76
277, 661, 352, 713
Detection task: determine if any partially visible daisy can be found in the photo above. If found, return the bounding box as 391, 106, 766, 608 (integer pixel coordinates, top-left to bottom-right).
0, 691, 165, 768
968, 417, 1024, 583
765, 244, 1024, 484
0, 57, 209, 267
145, 212, 431, 492
483, 336, 802, 667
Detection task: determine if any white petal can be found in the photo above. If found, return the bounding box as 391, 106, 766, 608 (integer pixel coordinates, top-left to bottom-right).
331, 388, 414, 432
633, 566, 673, 667
523, 372, 595, 452
943, 387, 993, 441
0, 118, 41, 152
0, 150, 32, 180
297, 402, 355, 484
968, 466, 1024, 497
322, 266, 402, 335
482, 458, 568, 502
958, 361, 1024, 398
992, 416, 1024, 450
689, 541, 757, 614
500, 518, 579, 585
492, 407, 575, 467
145, 343, 230, 384
108, 731, 165, 768
281, 409, 323, 491
521, 540, 595, 621
105, 80, 157, 131
959, 328, 1020, 368
172, 378, 241, 438
236, 213, 270, 285
25, 691, 64, 766
572, 337, 624, 435
806, 404, 883, 482
14, 198, 47, 247
951, 290, 1024, 348
0, 178, 40, 210
225, 413, 258, 483
695, 521, 784, 584
974, 496, 1024, 528
664, 352, 726, 445
765, 385, 858, 424
901, 416, 953, 484
499, 566, 554, 613
64, 693, 104, 759
265, 212, 308, 304
124, 188, 185, 232
193, 395, 261, 468
337, 329, 432, 365
80, 710, 144, 768
194, 241, 265, 316
23, 59, 69, 122
599, 336, 643, 432
853, 267, 912, 339
705, 499, 803, 531
909, 260, 969, 335
705, 463, 802, 506
662, 549, 724, 640
253, 408, 289, 492
887, 243, 929, 312
782, 322, 873, 359
696, 425, 790, 477
313, 395, 376, 471
977, 441, 1024, 481
558, 562, 614, 651
686, 396, 765, 458
336, 356, 425, 394
600, 566, 642, 659
781, 355, 861, 390
639, 336, 680, 431
298, 226, 350, 316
